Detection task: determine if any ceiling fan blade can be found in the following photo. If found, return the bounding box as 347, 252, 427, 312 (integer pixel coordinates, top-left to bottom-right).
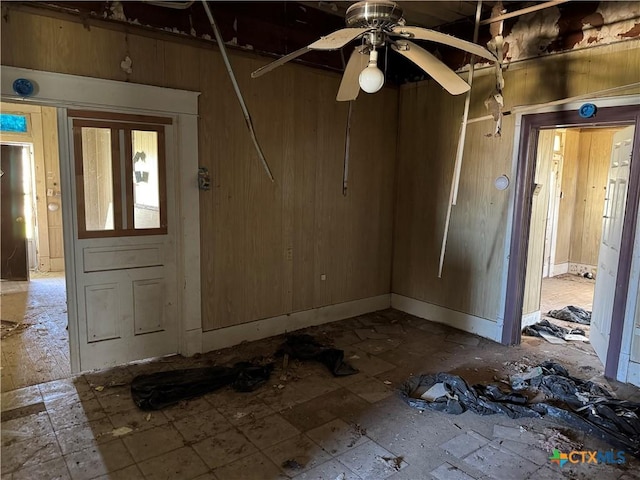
390, 26, 498, 63
251, 46, 311, 78
336, 46, 369, 102
391, 41, 470, 95
309, 27, 369, 50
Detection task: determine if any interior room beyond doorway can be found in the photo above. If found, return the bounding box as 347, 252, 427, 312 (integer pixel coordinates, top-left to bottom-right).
1, 102, 69, 389
525, 125, 627, 357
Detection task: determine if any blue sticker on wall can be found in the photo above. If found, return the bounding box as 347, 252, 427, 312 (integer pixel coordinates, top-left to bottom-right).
579, 103, 597, 118
12, 78, 35, 97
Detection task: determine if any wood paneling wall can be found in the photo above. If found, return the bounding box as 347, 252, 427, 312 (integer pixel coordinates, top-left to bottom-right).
41, 107, 65, 271
393, 39, 640, 322
1, 8, 397, 330
557, 128, 619, 269
569, 129, 617, 267
522, 130, 554, 315
555, 129, 581, 264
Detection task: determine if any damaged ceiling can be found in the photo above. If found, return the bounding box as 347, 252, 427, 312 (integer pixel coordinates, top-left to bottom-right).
15, 1, 640, 85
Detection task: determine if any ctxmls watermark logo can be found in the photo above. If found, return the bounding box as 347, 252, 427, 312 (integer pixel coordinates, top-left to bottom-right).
549, 449, 625, 467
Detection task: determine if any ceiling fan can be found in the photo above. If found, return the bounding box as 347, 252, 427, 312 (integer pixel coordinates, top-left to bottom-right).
251, 0, 499, 101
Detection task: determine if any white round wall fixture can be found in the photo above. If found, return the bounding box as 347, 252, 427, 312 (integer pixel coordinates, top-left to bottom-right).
494, 175, 510, 191
48, 202, 60, 211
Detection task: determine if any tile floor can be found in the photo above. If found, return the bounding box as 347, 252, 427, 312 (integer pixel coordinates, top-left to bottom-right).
2, 304, 640, 479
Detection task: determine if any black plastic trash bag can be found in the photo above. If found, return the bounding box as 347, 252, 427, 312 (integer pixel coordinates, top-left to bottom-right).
548, 305, 591, 324
131, 362, 273, 410
400, 372, 538, 419
278, 334, 358, 376
522, 319, 585, 339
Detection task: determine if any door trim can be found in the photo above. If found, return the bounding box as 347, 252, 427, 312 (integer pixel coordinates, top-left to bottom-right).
1, 66, 201, 372
502, 98, 640, 380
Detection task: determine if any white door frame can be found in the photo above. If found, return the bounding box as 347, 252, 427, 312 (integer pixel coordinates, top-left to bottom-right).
1, 67, 202, 372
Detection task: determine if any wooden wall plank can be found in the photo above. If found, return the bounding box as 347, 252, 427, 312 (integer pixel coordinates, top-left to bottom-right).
41, 107, 64, 267
556, 129, 580, 264
291, 68, 319, 312
570, 130, 593, 263
581, 130, 611, 266
570, 129, 618, 267
522, 130, 554, 315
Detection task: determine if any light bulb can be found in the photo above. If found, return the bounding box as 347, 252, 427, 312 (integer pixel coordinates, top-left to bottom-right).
358, 50, 385, 94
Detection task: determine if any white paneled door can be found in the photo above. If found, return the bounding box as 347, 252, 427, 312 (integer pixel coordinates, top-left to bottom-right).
68, 111, 178, 371
591, 125, 635, 365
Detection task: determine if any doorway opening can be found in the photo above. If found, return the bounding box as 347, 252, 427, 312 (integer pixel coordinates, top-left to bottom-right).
522, 125, 630, 361
0, 103, 70, 389
503, 102, 640, 383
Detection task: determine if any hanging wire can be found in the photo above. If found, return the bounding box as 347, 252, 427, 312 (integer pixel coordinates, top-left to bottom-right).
201, 0, 274, 181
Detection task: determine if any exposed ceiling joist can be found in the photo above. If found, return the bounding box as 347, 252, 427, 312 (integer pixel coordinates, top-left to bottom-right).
479, 0, 570, 25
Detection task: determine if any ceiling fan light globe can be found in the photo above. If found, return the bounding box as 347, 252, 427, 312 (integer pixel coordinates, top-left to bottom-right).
358, 66, 385, 93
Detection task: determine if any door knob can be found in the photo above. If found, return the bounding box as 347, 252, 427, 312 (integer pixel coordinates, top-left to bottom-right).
15, 216, 24, 223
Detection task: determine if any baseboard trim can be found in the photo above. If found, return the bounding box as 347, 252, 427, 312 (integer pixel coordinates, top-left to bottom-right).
551, 262, 569, 276
391, 294, 500, 342
569, 263, 597, 276
522, 311, 541, 328
201, 294, 391, 353
50, 258, 65, 272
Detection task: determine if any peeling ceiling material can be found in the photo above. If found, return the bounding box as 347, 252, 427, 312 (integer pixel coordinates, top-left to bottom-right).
503, 6, 561, 60
502, 0, 640, 63
584, 1, 640, 44
21, 1, 640, 83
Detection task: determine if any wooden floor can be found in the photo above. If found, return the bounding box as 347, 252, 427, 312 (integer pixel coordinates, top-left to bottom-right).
1, 271, 70, 390
540, 273, 595, 314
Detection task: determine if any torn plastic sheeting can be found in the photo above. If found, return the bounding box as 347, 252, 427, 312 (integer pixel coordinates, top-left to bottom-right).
548, 305, 591, 325
131, 362, 274, 411
510, 366, 543, 391
401, 372, 536, 419
400, 361, 640, 457
277, 334, 358, 377
522, 319, 585, 339
530, 362, 611, 406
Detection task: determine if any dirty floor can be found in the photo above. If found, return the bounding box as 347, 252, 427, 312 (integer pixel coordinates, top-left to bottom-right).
540, 273, 595, 339
1, 272, 70, 391
2, 305, 640, 479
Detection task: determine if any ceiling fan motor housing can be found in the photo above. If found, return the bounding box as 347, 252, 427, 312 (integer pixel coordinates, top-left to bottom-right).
345, 1, 404, 30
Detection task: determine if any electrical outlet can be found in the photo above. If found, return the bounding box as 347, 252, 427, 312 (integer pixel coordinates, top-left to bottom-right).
47, 188, 54, 197
320, 274, 326, 281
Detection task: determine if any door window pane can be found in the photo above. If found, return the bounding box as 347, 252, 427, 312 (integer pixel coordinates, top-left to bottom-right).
0, 113, 28, 133
131, 130, 160, 229
72, 112, 168, 238
81, 127, 114, 231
